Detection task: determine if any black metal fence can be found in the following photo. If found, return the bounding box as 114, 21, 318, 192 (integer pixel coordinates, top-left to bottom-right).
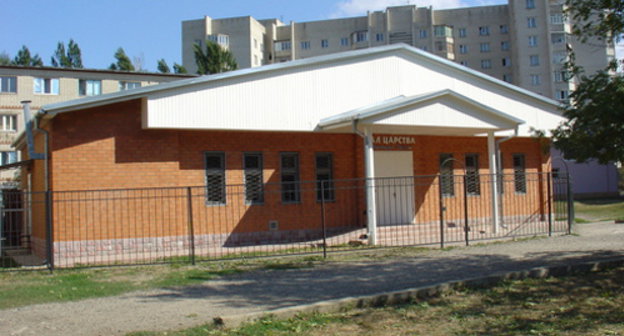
0, 172, 572, 270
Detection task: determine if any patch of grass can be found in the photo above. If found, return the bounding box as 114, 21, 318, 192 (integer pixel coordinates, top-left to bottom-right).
575, 198, 624, 222
141, 266, 624, 336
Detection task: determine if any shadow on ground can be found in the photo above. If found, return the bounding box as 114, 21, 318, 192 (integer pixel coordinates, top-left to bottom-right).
136, 249, 624, 309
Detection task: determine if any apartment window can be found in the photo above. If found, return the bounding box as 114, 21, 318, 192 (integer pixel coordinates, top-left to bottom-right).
526, 0, 535, 9
551, 33, 565, 44
550, 14, 564, 25
503, 74, 513, 83
502, 57, 511, 67
205, 152, 226, 204
340, 37, 350, 46
78, 79, 102, 96
375, 33, 384, 42
194, 39, 203, 48
480, 42, 491, 52
530, 55, 540, 66
465, 154, 480, 195
244, 153, 263, 204
301, 41, 311, 50
355, 31, 368, 42
281, 153, 300, 203
458, 28, 467, 38
460, 60, 468, 66
0, 151, 17, 166
478, 26, 490, 36
528, 35, 538, 47
0, 115, 16, 131
481, 59, 492, 69
500, 25, 509, 34
527, 17, 537, 28
554, 71, 569, 82
33, 78, 59, 95
0, 76, 17, 93
501, 41, 510, 51
530, 74, 541, 86
419, 29, 428, 39
274, 41, 291, 51
207, 34, 230, 47
315, 153, 334, 201
119, 81, 141, 90
552, 51, 567, 64
459, 45, 468, 54
440, 153, 454, 197
557, 90, 569, 100
321, 39, 329, 48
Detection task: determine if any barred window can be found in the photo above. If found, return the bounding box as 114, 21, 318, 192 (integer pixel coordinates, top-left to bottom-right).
440, 153, 454, 197
205, 152, 225, 204
465, 154, 480, 195
281, 153, 300, 203
244, 153, 263, 204
316, 153, 334, 201
513, 154, 527, 193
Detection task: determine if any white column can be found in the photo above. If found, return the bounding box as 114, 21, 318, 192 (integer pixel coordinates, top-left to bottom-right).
488, 132, 500, 233
364, 127, 377, 245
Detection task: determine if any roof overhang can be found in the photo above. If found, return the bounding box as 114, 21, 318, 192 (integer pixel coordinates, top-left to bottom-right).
317, 89, 525, 136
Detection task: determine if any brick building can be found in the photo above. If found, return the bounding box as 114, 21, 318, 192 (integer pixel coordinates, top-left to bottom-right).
15, 45, 565, 266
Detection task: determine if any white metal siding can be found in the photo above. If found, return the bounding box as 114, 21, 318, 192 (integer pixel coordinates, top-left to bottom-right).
145, 50, 563, 136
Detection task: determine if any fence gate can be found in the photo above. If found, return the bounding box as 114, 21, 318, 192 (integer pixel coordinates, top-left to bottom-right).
0, 189, 41, 269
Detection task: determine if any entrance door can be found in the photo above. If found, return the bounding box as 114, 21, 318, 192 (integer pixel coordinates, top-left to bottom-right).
373, 151, 415, 226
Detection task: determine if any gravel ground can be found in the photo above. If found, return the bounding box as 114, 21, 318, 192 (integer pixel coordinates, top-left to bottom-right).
1, 222, 623, 336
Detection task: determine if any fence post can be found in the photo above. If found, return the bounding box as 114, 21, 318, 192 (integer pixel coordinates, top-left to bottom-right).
186, 187, 196, 265
547, 173, 552, 236
566, 172, 574, 235
45, 190, 54, 272
320, 181, 327, 259
438, 175, 445, 249
463, 175, 469, 246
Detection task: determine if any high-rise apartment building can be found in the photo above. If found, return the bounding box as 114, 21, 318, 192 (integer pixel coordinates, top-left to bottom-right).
181, 0, 615, 102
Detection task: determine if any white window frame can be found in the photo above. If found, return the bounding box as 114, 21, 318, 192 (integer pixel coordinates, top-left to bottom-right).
459, 45, 468, 54
530, 74, 541, 86
33, 78, 59, 95
321, 39, 329, 48
481, 59, 492, 69
458, 28, 467, 38
0, 151, 17, 166
530, 55, 540, 66
527, 17, 537, 28
119, 81, 141, 91
0, 115, 16, 131
340, 37, 349, 46
300, 41, 311, 50
0, 76, 17, 93
79, 79, 102, 96
528, 35, 538, 47
478, 26, 490, 36
479, 42, 491, 53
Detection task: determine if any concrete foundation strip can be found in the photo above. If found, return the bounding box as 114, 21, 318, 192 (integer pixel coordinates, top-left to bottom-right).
213, 257, 624, 328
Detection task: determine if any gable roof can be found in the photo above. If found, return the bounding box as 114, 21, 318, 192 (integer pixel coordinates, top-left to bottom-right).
318, 89, 525, 130
38, 43, 562, 118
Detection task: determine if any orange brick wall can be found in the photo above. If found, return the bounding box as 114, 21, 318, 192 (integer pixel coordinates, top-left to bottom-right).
27, 99, 550, 244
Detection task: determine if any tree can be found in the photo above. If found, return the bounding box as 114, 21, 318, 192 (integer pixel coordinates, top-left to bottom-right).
51, 39, 83, 68
193, 40, 237, 75
157, 59, 170, 73
11, 46, 43, 66
173, 63, 187, 74
549, 1, 624, 164
0, 52, 9, 65
109, 47, 135, 71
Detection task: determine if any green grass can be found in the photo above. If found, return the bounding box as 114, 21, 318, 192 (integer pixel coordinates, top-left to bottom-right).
574, 198, 624, 222
131, 266, 624, 336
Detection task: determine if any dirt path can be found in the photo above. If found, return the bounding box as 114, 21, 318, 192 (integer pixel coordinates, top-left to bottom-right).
1, 222, 623, 336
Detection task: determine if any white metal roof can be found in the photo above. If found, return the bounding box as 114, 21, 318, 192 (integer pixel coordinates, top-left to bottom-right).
38, 43, 562, 117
